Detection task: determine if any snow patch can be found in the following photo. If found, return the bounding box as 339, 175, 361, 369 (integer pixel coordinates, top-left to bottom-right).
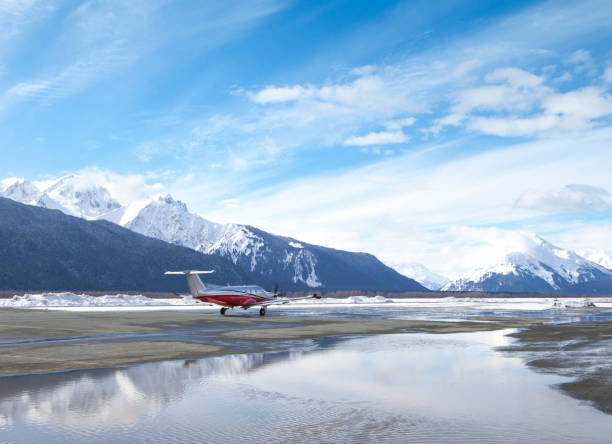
293, 295, 391, 304
0, 293, 198, 307
288, 241, 303, 249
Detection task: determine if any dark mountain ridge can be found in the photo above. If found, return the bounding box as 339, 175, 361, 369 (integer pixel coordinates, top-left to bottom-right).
0, 197, 271, 292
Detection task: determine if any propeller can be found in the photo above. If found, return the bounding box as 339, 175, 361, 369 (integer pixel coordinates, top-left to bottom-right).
273, 283, 283, 297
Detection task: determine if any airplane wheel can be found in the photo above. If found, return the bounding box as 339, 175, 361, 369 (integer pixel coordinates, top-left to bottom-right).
259, 307, 266, 316
220, 307, 227, 316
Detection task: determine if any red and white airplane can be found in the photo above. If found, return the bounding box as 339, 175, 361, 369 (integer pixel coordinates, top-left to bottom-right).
165, 270, 321, 316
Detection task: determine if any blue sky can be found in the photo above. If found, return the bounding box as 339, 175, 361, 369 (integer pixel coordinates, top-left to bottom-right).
1, 0, 612, 276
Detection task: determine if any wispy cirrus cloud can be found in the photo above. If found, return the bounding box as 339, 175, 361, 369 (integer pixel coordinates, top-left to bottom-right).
515, 184, 612, 212
2, 0, 290, 105
344, 130, 408, 146
0, 0, 55, 41
433, 70, 612, 137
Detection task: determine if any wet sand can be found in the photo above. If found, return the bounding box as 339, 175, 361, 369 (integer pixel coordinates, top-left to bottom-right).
499, 321, 612, 414
1, 307, 610, 415
0, 308, 539, 375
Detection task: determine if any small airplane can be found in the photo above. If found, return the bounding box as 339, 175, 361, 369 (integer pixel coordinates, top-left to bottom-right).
165, 270, 321, 316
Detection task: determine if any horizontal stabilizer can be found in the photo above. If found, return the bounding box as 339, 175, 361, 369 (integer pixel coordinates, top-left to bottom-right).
164, 270, 215, 275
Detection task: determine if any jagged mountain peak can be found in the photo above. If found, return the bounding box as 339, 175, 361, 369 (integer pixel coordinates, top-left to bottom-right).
43, 175, 121, 219
0, 178, 42, 203
156, 193, 187, 209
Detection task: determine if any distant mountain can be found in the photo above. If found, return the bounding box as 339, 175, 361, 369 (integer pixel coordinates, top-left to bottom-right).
1, 178, 425, 292
442, 233, 612, 293
578, 249, 612, 270
391, 263, 449, 290
44, 175, 121, 219
0, 197, 271, 292
118, 195, 424, 291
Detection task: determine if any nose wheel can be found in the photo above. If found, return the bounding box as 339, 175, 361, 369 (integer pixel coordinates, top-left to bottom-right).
259, 307, 267, 316
220, 307, 228, 316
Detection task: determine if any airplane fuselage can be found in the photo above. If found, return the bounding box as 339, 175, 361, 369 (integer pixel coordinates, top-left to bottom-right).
194, 285, 271, 308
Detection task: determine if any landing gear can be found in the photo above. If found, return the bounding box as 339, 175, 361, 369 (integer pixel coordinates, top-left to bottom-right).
220, 307, 228, 316
259, 307, 267, 316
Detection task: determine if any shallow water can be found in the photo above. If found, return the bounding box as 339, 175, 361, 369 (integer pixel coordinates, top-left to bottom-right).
1, 331, 610, 443
271, 302, 612, 324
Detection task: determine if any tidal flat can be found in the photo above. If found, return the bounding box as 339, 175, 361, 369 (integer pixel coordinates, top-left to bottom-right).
0, 307, 539, 375
0, 306, 611, 442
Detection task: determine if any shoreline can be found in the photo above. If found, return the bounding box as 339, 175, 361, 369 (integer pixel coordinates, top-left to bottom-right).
1, 308, 610, 415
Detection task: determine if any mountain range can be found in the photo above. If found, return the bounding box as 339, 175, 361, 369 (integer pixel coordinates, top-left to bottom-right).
0, 197, 267, 292
0, 177, 425, 292
2, 176, 612, 294
442, 233, 612, 293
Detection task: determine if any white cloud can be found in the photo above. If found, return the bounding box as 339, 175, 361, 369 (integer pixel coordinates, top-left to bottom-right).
344, 130, 408, 146
247, 72, 422, 121
384, 117, 415, 130
568, 49, 592, 65
550, 225, 612, 264
544, 87, 612, 121
604, 67, 612, 83
514, 184, 611, 212
468, 114, 559, 136
437, 74, 612, 137
485, 67, 544, 88
0, 0, 55, 41
250, 85, 313, 104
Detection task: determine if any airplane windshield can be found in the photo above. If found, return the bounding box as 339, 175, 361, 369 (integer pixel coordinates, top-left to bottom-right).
217, 285, 269, 296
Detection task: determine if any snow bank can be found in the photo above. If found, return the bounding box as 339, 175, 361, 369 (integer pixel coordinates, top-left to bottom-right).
293, 295, 391, 304
0, 292, 198, 308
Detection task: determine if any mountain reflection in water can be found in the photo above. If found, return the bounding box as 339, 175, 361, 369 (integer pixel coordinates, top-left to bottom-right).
0, 332, 610, 443
0, 351, 284, 428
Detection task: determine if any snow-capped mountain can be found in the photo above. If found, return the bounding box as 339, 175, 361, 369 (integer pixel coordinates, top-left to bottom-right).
1, 177, 424, 292
113, 195, 321, 287
392, 263, 449, 290
0, 197, 265, 292
0, 176, 119, 219
578, 249, 612, 270
116, 195, 421, 291
1, 178, 41, 203
443, 233, 612, 293
44, 175, 121, 219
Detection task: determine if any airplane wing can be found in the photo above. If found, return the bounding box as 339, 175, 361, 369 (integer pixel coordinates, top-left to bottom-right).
170, 292, 214, 306
249, 293, 321, 307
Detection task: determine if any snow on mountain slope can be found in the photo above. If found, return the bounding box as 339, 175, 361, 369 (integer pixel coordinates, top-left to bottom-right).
121, 196, 324, 287
0, 178, 41, 203
578, 249, 612, 270
443, 233, 612, 292
123, 195, 227, 252
0, 176, 120, 219
45, 175, 121, 219
0, 179, 70, 214
392, 263, 449, 290
0, 176, 426, 291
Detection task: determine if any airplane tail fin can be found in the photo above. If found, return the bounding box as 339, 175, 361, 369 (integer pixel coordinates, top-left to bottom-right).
164, 270, 215, 297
